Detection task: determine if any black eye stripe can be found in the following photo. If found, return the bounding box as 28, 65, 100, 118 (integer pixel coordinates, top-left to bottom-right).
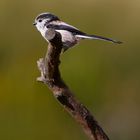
36, 13, 59, 21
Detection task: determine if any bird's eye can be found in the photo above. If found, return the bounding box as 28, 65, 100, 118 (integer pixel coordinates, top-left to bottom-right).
38, 19, 42, 22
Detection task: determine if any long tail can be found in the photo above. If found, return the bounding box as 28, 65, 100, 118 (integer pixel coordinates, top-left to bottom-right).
76, 34, 122, 44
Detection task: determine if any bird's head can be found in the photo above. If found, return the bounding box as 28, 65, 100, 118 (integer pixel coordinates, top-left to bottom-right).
33, 12, 59, 31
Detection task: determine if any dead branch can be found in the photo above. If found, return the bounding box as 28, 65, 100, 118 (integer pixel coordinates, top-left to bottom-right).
36, 30, 109, 140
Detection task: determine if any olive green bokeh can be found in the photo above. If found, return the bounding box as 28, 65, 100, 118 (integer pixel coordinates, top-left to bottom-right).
0, 0, 140, 140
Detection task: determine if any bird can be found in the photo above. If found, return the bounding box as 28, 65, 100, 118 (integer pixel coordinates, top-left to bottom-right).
33, 12, 122, 52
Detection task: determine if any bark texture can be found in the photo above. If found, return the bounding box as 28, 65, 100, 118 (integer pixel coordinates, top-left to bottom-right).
37, 31, 109, 140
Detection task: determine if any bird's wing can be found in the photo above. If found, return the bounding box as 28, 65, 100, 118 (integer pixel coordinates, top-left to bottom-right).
46, 23, 86, 35
46, 22, 123, 44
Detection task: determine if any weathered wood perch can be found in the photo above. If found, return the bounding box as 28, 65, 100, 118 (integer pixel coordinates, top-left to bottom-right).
36, 30, 109, 140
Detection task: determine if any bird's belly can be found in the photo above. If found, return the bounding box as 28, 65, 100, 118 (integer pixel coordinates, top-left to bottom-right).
56, 30, 78, 47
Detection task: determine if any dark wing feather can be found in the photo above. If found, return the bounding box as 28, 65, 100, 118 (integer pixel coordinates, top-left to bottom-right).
47, 24, 86, 35
46, 24, 123, 44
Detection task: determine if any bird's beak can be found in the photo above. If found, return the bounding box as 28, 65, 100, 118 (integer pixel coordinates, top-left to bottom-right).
33, 22, 37, 26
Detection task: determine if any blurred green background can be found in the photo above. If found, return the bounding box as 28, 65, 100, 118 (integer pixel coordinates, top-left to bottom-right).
0, 0, 140, 140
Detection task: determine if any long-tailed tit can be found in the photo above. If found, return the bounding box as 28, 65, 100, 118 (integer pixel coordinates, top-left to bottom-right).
33, 12, 122, 52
